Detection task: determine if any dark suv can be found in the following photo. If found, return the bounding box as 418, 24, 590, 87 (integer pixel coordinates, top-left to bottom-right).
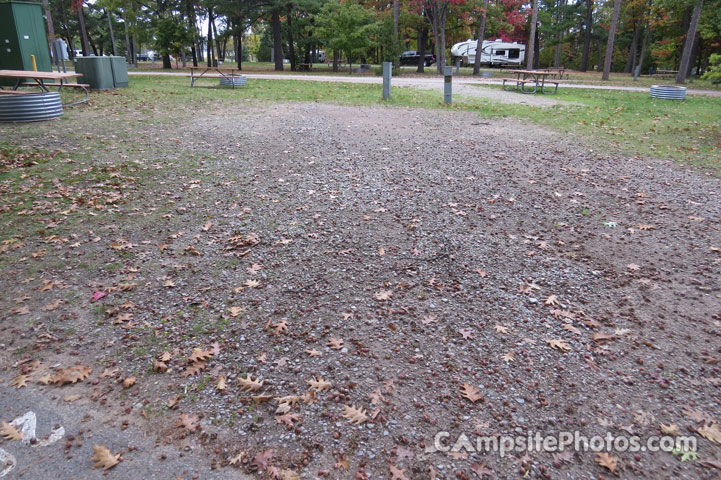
399, 50, 435, 67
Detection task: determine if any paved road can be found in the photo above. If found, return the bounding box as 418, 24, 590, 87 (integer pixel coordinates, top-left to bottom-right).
0, 385, 249, 479
127, 70, 721, 97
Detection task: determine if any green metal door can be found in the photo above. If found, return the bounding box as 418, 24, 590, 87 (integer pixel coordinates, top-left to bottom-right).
0, 1, 52, 85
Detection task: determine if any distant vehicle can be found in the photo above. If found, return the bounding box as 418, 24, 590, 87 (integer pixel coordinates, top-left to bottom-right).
399, 50, 435, 67
136, 53, 151, 61
450, 39, 525, 67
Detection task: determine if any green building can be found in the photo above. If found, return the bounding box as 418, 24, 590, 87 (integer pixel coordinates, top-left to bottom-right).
0, 1, 52, 73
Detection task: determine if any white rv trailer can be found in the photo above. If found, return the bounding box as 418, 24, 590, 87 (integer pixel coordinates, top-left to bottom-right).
450, 39, 525, 67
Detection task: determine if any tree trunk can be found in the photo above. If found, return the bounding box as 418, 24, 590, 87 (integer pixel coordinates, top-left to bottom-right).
42, 0, 55, 66
207, 7, 214, 67
429, 1, 448, 72
526, 0, 539, 69
287, 5, 296, 71
212, 16, 222, 63
676, 0, 703, 83
417, 25, 428, 73
185, 0, 198, 66
272, 8, 284, 71
393, 0, 400, 37
107, 9, 117, 56
333, 49, 339, 72
237, 34, 243, 69
601, 0, 622, 80
125, 26, 132, 64
473, 0, 488, 75
553, 0, 566, 67
623, 21, 639, 73
580, 0, 593, 71
596, 38, 603, 71
637, 24, 650, 73
77, 5, 91, 56
428, 11, 441, 73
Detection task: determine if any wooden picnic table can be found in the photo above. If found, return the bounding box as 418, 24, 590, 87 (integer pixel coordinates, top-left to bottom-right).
653, 69, 679, 79
298, 63, 313, 72
187, 67, 243, 87
0, 69, 88, 105
500, 69, 559, 94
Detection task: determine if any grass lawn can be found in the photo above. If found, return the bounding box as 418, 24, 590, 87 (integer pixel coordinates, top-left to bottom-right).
129, 60, 721, 90
69, 75, 721, 171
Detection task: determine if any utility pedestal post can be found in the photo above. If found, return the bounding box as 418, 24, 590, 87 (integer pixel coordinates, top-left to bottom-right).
382, 61, 392, 100
444, 66, 453, 104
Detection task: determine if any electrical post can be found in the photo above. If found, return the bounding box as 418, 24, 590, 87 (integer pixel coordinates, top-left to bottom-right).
382, 61, 392, 100
444, 66, 452, 104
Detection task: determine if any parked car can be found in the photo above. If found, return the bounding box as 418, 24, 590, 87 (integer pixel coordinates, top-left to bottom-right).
399, 50, 435, 67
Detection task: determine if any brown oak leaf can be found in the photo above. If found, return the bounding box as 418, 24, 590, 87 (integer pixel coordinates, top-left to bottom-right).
460, 383, 483, 403
342, 405, 368, 425
90, 444, 121, 471
594, 452, 618, 474
0, 422, 24, 441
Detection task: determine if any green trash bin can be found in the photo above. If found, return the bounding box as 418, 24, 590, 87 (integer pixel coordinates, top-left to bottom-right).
74, 56, 114, 90
109, 56, 129, 88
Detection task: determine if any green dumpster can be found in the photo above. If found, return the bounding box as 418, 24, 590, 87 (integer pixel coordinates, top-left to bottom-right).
74, 56, 114, 90
109, 56, 128, 87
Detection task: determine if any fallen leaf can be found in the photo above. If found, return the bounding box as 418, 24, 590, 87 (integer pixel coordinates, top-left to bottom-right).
374, 290, 393, 301
90, 444, 121, 471
545, 294, 559, 306
471, 462, 493, 479
547, 339, 571, 352
238, 375, 264, 392
594, 452, 618, 474
276, 413, 300, 427
342, 405, 368, 425
660, 423, 680, 436
252, 448, 274, 471
178, 413, 199, 433
307, 377, 332, 392
460, 383, 483, 403
52, 365, 92, 385
0, 422, 23, 441
698, 423, 721, 444
369, 387, 386, 405
216, 375, 227, 391
305, 349, 321, 357
229, 306, 244, 317
10, 374, 28, 389
42, 299, 62, 311
327, 338, 344, 350
188, 347, 213, 363
122, 376, 136, 388
181, 361, 206, 377
389, 465, 409, 480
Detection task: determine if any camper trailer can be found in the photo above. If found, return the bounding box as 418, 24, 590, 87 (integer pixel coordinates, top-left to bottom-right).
450, 39, 525, 67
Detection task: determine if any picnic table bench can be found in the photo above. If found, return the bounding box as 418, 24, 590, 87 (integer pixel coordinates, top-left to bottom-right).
0, 69, 88, 106
501, 69, 559, 94
652, 69, 679, 79
542, 67, 568, 80
187, 67, 244, 87
298, 63, 313, 72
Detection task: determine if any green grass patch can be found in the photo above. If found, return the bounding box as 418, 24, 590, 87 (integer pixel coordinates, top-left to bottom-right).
109, 75, 720, 170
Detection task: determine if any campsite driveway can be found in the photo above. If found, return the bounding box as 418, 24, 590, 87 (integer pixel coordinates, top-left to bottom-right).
1, 98, 720, 479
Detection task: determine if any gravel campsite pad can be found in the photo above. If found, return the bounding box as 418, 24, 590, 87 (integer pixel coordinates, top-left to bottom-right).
1, 99, 720, 479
